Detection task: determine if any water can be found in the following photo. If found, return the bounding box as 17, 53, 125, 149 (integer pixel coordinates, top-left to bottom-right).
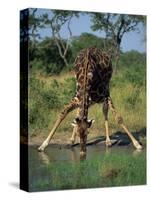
29, 145, 143, 163
28, 145, 145, 191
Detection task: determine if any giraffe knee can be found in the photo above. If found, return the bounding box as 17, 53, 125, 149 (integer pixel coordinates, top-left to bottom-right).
116, 115, 124, 124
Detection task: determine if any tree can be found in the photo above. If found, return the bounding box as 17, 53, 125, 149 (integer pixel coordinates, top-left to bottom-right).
90, 13, 144, 72
28, 9, 41, 43
28, 8, 44, 66
36, 37, 72, 74
71, 33, 106, 60
40, 10, 79, 67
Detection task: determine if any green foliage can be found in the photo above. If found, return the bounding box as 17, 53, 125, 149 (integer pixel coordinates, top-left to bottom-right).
29, 75, 76, 135
29, 59, 43, 70
91, 14, 142, 35
29, 37, 72, 74
62, 77, 76, 104
111, 65, 146, 88
119, 51, 146, 88
90, 13, 143, 49
29, 76, 60, 134
110, 51, 146, 87
44, 63, 63, 74
38, 38, 64, 67
124, 66, 146, 86
119, 50, 146, 68
71, 33, 105, 59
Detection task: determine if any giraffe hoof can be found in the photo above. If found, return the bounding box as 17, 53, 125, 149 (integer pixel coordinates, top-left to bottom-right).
134, 142, 143, 150
38, 147, 44, 152
70, 138, 75, 144
106, 140, 112, 147
38, 141, 48, 152
38, 146, 45, 152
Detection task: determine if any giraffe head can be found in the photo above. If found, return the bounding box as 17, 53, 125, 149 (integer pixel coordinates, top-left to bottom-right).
72, 117, 94, 136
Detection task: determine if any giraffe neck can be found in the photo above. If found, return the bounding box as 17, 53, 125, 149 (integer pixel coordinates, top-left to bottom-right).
79, 49, 90, 120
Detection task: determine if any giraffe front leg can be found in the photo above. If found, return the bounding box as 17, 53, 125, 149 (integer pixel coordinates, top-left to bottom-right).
70, 125, 77, 144
102, 98, 112, 147
105, 121, 112, 147
108, 97, 142, 150
70, 108, 80, 144
38, 97, 79, 152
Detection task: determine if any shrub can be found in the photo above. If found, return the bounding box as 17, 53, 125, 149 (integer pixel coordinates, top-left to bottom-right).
62, 77, 76, 104
124, 65, 146, 86
43, 63, 63, 75
41, 87, 61, 109
29, 59, 43, 70
119, 51, 146, 68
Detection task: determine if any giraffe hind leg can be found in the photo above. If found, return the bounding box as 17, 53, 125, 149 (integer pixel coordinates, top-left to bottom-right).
108, 97, 142, 150
38, 97, 79, 152
102, 98, 112, 147
70, 124, 77, 144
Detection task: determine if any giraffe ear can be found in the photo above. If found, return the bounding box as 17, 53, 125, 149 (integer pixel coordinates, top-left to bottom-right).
87, 119, 95, 128
75, 117, 81, 125
71, 119, 77, 127
71, 118, 81, 126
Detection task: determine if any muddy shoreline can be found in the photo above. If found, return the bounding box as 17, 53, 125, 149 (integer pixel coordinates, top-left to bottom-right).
21, 128, 146, 149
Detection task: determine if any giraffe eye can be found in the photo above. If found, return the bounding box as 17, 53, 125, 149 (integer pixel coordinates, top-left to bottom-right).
75, 117, 81, 124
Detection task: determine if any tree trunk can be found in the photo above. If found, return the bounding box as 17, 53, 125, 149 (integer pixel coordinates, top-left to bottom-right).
54, 36, 69, 67
62, 56, 69, 67
113, 42, 120, 74
113, 54, 119, 74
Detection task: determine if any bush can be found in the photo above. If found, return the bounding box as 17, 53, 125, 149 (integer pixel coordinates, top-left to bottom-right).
119, 51, 146, 68
41, 87, 61, 109
62, 77, 76, 104
124, 65, 146, 86
28, 74, 77, 135
111, 64, 146, 88
71, 33, 105, 60
44, 63, 63, 75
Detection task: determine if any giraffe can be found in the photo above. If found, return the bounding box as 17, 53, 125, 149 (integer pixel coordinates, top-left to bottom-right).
38, 47, 142, 157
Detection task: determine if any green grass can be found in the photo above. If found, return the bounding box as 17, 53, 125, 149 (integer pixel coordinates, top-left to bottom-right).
29, 149, 146, 191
